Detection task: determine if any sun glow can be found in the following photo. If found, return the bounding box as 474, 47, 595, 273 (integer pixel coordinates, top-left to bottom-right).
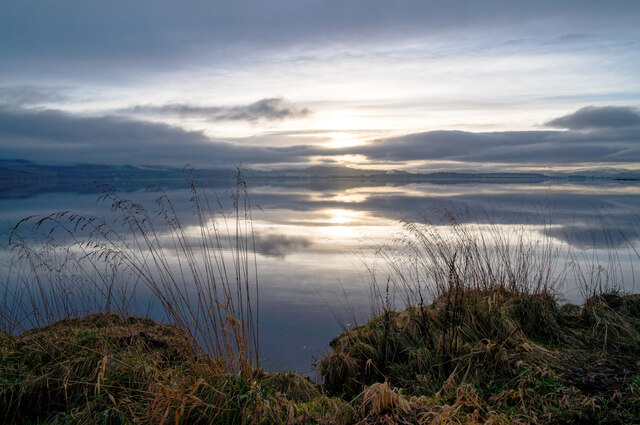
324, 208, 364, 224
324, 132, 367, 148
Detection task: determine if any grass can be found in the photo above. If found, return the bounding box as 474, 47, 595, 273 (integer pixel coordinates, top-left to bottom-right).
0, 313, 352, 425
317, 214, 640, 424
0, 172, 358, 424
3, 169, 259, 373
319, 289, 640, 423
3, 289, 638, 424
2, 183, 640, 423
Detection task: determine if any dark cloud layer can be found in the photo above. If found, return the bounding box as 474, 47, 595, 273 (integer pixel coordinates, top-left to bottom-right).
1, 105, 639, 167
121, 98, 310, 122
0, 107, 305, 165
545, 106, 640, 129
331, 108, 640, 164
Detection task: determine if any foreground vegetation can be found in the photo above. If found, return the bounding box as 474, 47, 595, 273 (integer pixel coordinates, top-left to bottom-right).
0, 313, 351, 425
320, 288, 640, 424
3, 180, 640, 423
2, 287, 639, 424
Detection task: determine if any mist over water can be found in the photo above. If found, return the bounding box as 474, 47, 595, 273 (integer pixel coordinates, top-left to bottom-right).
2, 177, 639, 373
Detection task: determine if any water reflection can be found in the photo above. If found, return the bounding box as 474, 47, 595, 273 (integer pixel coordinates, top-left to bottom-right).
1, 177, 639, 373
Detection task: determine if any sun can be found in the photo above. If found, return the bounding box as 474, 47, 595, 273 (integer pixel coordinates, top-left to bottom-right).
322, 208, 362, 224
324, 132, 365, 148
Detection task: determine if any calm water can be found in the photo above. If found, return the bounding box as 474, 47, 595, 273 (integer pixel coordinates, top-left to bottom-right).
2, 177, 639, 373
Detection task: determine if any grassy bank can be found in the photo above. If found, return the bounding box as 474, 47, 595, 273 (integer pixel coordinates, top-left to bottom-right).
2, 288, 639, 424
320, 288, 640, 424
3, 182, 640, 423
0, 313, 351, 425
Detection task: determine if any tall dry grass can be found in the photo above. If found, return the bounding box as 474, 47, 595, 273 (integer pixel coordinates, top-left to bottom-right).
1, 169, 259, 372
366, 208, 639, 314
319, 209, 640, 425
340, 208, 640, 387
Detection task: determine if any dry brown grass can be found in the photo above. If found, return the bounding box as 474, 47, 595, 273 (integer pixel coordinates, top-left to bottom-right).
321, 287, 640, 424
4, 171, 259, 373
1, 313, 356, 425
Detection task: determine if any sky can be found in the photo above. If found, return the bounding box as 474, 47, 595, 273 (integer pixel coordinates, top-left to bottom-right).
1, 0, 640, 172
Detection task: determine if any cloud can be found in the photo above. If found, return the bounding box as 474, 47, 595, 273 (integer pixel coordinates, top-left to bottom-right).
121, 98, 311, 122
331, 123, 640, 164
545, 106, 640, 129
0, 106, 309, 165
3, 1, 639, 63
2, 104, 640, 168
0, 85, 68, 106
2, 0, 639, 84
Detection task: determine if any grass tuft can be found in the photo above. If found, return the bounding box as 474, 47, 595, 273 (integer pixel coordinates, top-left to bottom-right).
320, 287, 640, 423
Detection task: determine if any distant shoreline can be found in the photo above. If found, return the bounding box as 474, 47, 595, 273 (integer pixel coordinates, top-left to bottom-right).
3, 159, 639, 200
